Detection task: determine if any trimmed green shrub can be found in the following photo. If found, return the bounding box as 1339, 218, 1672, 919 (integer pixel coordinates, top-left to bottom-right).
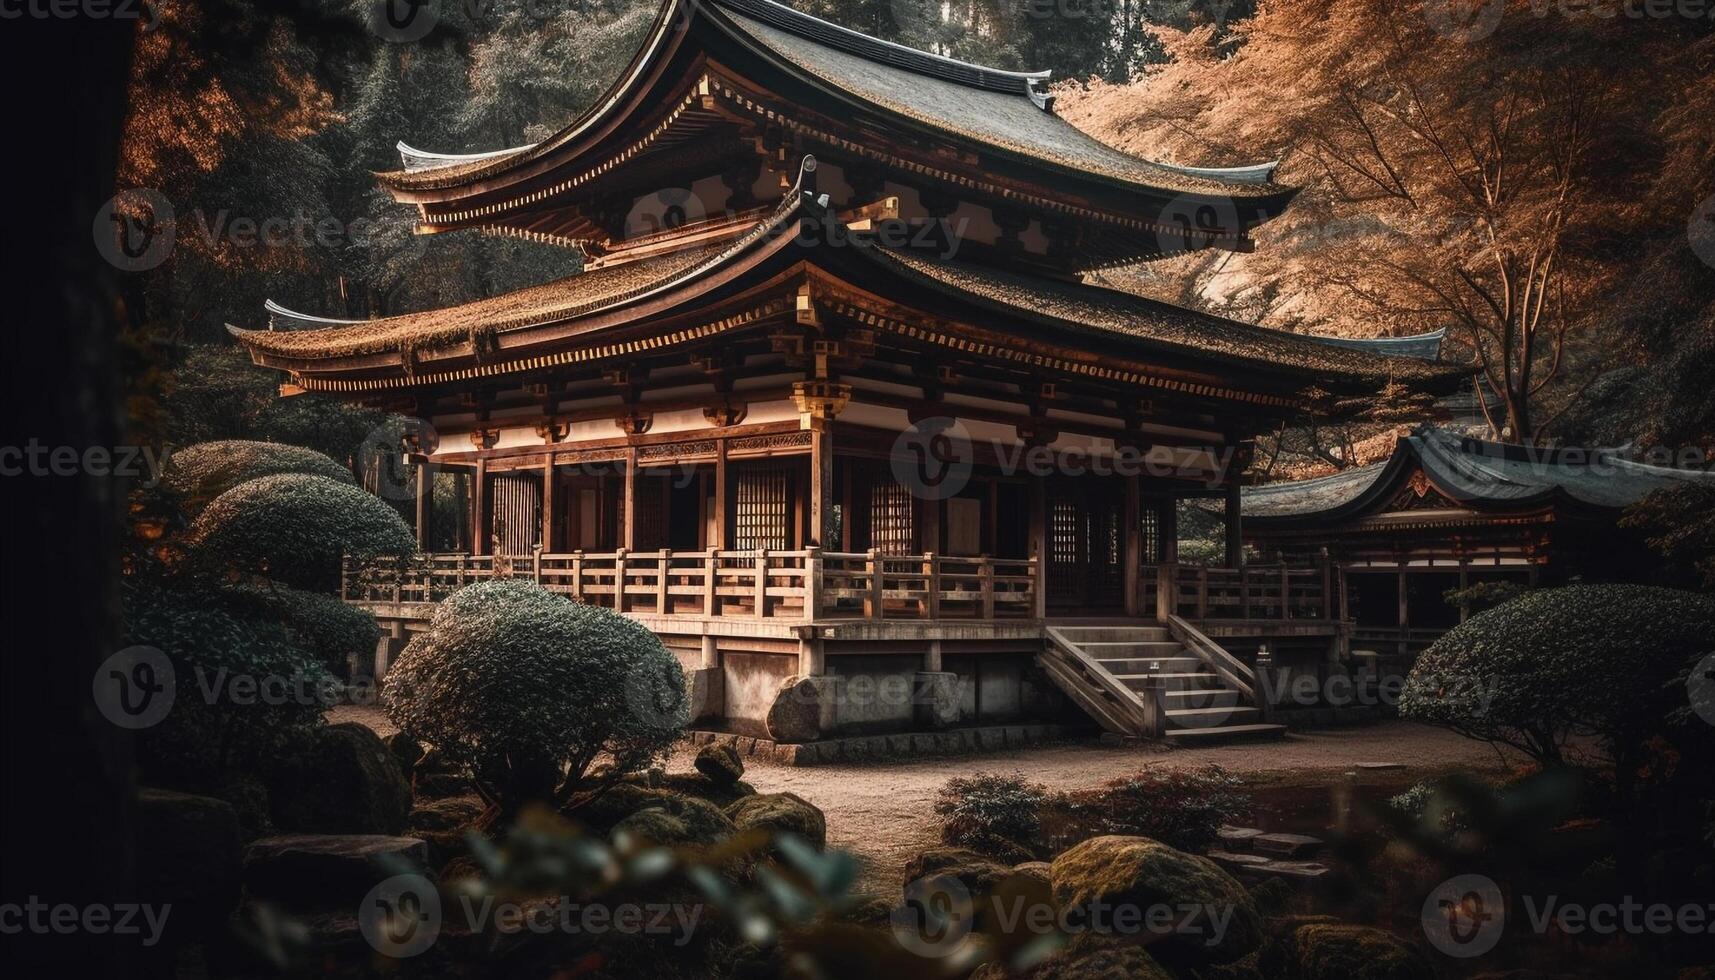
165, 440, 355, 517
1400, 584, 1715, 767
183, 472, 414, 590
1055, 765, 1249, 853
1621, 483, 1715, 590
218, 582, 382, 675
383, 580, 686, 816
934, 773, 1048, 859
121, 579, 331, 782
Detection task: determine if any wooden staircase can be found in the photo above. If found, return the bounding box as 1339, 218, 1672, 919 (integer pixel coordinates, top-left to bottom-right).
1040, 621, 1287, 744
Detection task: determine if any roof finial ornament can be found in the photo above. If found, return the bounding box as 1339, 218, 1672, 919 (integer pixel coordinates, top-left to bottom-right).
797, 155, 829, 210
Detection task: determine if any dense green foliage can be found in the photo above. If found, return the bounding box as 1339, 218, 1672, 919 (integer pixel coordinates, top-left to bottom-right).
216, 582, 383, 673
184, 472, 415, 590
1620, 483, 1715, 591
934, 772, 1049, 858
1400, 585, 1715, 765
1057, 764, 1249, 853
165, 438, 356, 516
383, 580, 686, 810
121, 579, 332, 781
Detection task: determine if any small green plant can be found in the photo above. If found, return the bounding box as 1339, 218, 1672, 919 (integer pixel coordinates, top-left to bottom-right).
1056, 765, 1249, 853
934, 772, 1049, 859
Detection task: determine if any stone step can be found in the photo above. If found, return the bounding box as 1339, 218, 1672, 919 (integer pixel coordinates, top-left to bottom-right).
1115, 671, 1226, 692
1216, 826, 1266, 849
1164, 688, 1243, 708
1166, 706, 1262, 729
1082, 641, 1186, 657
1252, 832, 1325, 858
1052, 626, 1171, 643
1096, 656, 1203, 675
1162, 722, 1288, 744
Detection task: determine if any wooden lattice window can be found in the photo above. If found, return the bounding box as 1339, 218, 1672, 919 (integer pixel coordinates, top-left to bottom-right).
1140, 504, 1161, 564
733, 464, 790, 550
868, 480, 916, 554
490, 472, 542, 557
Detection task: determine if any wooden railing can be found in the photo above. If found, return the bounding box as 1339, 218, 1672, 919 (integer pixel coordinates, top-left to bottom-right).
1143, 561, 1337, 623
343, 549, 1038, 622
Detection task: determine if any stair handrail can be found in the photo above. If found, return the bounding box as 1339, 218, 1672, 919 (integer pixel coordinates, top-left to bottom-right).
1164, 615, 1257, 703
1042, 627, 1162, 737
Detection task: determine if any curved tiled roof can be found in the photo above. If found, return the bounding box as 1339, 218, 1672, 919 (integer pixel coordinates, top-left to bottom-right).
1241, 426, 1715, 521
1308, 328, 1446, 362
381, 0, 1285, 201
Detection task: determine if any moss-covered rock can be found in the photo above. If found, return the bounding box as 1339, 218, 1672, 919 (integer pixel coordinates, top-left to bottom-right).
1050, 835, 1262, 967
1259, 923, 1433, 980
565, 783, 672, 834
972, 935, 1173, 980
267, 723, 412, 836
725, 792, 826, 849
655, 771, 756, 807
694, 739, 744, 784
612, 794, 736, 847
407, 796, 486, 868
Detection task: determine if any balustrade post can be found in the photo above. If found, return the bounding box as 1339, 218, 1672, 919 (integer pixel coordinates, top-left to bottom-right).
805, 547, 822, 621
1254, 644, 1277, 723
1156, 562, 1175, 621
657, 550, 671, 614
867, 548, 883, 620
1320, 547, 1334, 621
571, 550, 585, 603
922, 552, 939, 619
615, 548, 629, 613
754, 549, 769, 618
980, 558, 995, 619
1280, 566, 1290, 620
457, 554, 467, 588
533, 545, 544, 584
1240, 565, 1251, 619
1031, 557, 1046, 620
703, 551, 718, 616
1197, 566, 1208, 620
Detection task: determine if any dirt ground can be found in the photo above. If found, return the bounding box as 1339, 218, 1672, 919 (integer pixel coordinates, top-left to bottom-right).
334, 705, 1512, 894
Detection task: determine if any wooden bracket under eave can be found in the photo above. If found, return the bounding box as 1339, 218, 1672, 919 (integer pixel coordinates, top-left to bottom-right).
278, 382, 305, 397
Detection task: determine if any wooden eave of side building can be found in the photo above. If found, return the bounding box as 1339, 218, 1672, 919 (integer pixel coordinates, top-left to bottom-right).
375, 0, 1294, 261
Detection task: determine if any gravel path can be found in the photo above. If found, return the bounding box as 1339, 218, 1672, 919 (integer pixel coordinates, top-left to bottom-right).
332, 706, 1509, 895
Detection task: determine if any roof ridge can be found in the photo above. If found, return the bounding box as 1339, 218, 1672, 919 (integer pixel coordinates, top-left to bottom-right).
709, 0, 1052, 99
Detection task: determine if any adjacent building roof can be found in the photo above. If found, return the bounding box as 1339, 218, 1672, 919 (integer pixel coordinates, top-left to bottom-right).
1308, 328, 1445, 362
1241, 425, 1715, 524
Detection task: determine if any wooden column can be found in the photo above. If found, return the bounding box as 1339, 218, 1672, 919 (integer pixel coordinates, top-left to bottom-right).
1028, 475, 1047, 619
1224, 480, 1243, 569
713, 438, 729, 550
413, 459, 433, 550
541, 455, 556, 552
473, 457, 489, 556
1122, 473, 1142, 616
1160, 497, 1179, 563
622, 446, 638, 551
809, 421, 834, 547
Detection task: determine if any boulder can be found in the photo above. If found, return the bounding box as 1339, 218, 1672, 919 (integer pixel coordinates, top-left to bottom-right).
612, 795, 737, 848
242, 834, 430, 911
1259, 923, 1433, 980
267, 723, 412, 835
694, 739, 744, 785
989, 938, 1174, 980
136, 788, 242, 939
383, 732, 424, 775
725, 792, 827, 849
1050, 835, 1262, 967
407, 796, 486, 868
1011, 861, 1053, 888
656, 771, 756, 807
765, 675, 828, 743
564, 783, 672, 834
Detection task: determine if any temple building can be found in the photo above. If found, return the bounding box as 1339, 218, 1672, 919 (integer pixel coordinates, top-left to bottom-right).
1235, 426, 1715, 662
231, 0, 1463, 751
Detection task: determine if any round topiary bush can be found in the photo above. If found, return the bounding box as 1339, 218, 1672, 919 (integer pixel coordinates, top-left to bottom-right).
165, 440, 355, 517
383, 580, 686, 818
218, 582, 383, 675
1399, 584, 1715, 767
121, 579, 332, 781
183, 473, 415, 590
